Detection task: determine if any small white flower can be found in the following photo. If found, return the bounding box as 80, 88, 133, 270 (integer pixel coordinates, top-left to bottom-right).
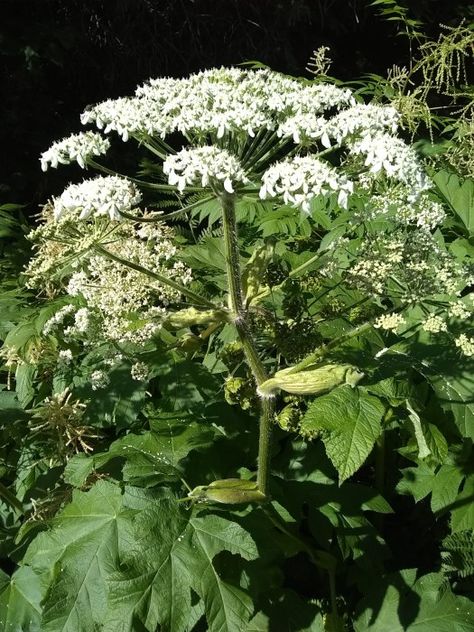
349, 132, 429, 195
74, 308, 91, 333
58, 349, 74, 365
449, 300, 471, 320
43, 304, 75, 335
130, 361, 149, 381
90, 369, 110, 390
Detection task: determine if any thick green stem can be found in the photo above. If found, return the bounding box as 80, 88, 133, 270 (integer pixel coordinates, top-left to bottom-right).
221, 194, 244, 315
375, 432, 385, 495
257, 398, 274, 497
221, 193, 274, 497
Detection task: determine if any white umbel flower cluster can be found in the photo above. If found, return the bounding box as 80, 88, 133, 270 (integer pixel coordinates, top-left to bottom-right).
349, 132, 429, 195
52, 176, 141, 221
323, 104, 400, 146
422, 314, 447, 333
163, 146, 248, 193
449, 300, 472, 320
40, 131, 110, 171
81, 68, 355, 142
455, 334, 474, 357
275, 103, 400, 153
259, 155, 354, 213
347, 229, 463, 302
27, 203, 192, 346
374, 313, 406, 332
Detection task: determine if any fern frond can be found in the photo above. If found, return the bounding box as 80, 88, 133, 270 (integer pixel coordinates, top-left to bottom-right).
442, 530, 474, 579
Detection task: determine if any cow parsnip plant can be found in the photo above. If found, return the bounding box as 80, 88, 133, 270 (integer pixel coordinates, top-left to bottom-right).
1, 64, 474, 631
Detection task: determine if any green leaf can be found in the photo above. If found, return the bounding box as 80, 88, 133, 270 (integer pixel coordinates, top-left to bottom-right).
396, 463, 435, 502
406, 401, 448, 464
180, 237, 227, 271
257, 206, 311, 237
104, 498, 259, 632
451, 475, 474, 533
433, 170, 474, 234
428, 371, 474, 441
442, 530, 474, 579
0, 567, 44, 632
75, 363, 147, 429
65, 416, 216, 488
430, 464, 464, 514
23, 480, 135, 632
158, 359, 221, 410
301, 387, 385, 482
110, 418, 216, 486
246, 590, 324, 631
406, 400, 431, 459
354, 570, 474, 631
14, 363, 36, 408
386, 336, 474, 440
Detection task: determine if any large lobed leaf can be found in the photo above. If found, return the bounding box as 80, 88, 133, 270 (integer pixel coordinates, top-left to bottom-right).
19, 481, 260, 632
23, 480, 136, 632
103, 499, 259, 632
433, 170, 474, 235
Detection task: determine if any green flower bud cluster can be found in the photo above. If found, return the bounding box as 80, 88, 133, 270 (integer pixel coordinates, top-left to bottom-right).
274, 318, 322, 362
321, 298, 345, 317
276, 398, 305, 431
300, 272, 323, 294
348, 303, 377, 324
220, 340, 244, 367
263, 261, 287, 287
224, 376, 258, 411
282, 279, 307, 319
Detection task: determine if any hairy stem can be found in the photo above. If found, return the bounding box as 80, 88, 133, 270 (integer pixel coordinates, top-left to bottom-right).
221, 193, 274, 497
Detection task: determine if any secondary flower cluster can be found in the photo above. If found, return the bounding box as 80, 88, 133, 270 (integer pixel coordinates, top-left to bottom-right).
163, 146, 248, 193
26, 207, 192, 349
347, 229, 463, 302
53, 175, 142, 221
366, 188, 446, 231
278, 104, 400, 147
40, 131, 110, 171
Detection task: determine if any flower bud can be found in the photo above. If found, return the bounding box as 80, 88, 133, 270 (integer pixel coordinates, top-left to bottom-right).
187, 479, 266, 504
167, 307, 228, 327
258, 363, 364, 396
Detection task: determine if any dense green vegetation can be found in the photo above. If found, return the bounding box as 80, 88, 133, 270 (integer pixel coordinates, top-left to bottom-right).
1, 3, 473, 631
